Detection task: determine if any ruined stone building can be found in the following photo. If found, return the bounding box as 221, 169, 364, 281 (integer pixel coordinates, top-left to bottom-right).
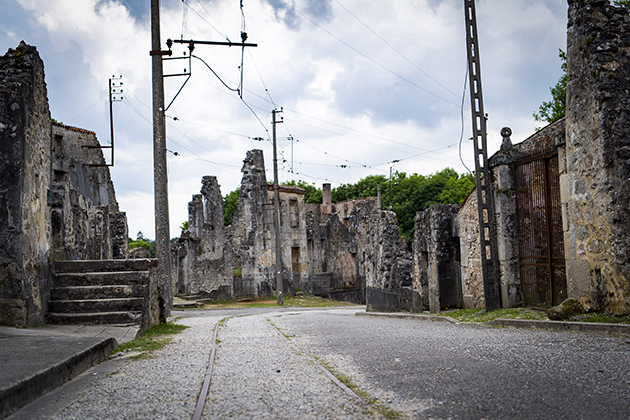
412, 0, 630, 316
0, 42, 159, 329
173, 149, 413, 305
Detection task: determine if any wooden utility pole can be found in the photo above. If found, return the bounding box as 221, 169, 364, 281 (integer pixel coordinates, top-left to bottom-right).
464, 0, 501, 311
272, 108, 284, 305
150, 0, 173, 321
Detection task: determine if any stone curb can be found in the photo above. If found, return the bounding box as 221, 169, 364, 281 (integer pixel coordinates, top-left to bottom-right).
0, 337, 117, 419
357, 312, 630, 337
487, 318, 630, 337
356, 311, 458, 324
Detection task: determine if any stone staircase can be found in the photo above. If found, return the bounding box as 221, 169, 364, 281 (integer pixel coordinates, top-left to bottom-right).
48, 259, 158, 325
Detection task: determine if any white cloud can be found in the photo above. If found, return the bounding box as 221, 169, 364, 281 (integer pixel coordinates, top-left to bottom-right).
5, 0, 568, 238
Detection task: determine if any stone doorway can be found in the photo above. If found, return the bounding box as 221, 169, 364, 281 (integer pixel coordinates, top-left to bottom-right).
291, 247, 300, 289
515, 154, 567, 307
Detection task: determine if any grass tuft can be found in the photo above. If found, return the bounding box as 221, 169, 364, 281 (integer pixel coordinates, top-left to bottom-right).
439, 308, 548, 323
112, 322, 188, 359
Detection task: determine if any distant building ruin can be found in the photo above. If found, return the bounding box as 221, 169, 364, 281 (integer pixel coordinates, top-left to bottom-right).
173, 149, 414, 306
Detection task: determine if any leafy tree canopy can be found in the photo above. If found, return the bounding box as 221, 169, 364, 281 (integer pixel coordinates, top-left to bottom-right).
332, 168, 474, 246
284, 180, 323, 204
129, 231, 156, 256
223, 188, 240, 226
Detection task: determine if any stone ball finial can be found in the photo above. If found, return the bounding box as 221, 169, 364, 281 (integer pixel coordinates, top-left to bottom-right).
500, 127, 513, 149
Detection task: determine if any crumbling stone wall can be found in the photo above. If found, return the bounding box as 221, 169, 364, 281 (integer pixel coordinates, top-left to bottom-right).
414, 204, 461, 313
265, 184, 308, 294
49, 123, 126, 261
363, 208, 413, 311
306, 209, 354, 291
0, 42, 52, 326
564, 0, 630, 314
172, 176, 232, 298
305, 194, 412, 308
227, 150, 275, 297
456, 192, 485, 309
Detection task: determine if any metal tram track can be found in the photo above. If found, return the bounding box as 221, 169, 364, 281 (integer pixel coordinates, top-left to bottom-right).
190, 314, 365, 420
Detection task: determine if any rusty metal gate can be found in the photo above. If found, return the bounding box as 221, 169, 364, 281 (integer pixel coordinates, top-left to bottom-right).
515, 154, 567, 307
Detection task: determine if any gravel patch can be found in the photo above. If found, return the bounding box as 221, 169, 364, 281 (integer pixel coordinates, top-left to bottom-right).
202, 313, 375, 420
52, 316, 222, 420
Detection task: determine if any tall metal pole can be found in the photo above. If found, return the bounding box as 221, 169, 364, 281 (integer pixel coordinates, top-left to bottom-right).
151, 0, 172, 321
464, 0, 501, 311
273, 108, 284, 305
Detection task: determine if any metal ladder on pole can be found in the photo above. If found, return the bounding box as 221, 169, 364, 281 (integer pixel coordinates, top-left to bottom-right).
464, 0, 501, 311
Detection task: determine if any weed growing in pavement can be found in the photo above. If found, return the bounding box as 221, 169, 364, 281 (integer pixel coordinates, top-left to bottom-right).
112, 322, 188, 359
316, 357, 404, 419
441, 308, 630, 325
573, 312, 630, 324
438, 308, 548, 323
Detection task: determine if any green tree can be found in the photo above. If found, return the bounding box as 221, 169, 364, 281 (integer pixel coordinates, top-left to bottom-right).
179, 221, 189, 231
129, 232, 156, 256
614, 0, 630, 8
331, 175, 388, 203
223, 188, 240, 226
284, 180, 323, 204
331, 169, 474, 247
534, 49, 567, 125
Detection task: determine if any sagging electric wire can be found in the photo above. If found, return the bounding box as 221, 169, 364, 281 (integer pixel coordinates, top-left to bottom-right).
121, 97, 241, 172
458, 67, 474, 176
193, 55, 239, 92
247, 50, 278, 108
66, 95, 108, 124
333, 0, 463, 103
275, 0, 462, 108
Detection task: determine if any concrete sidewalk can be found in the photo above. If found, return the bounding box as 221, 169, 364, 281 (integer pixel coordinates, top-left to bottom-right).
0, 324, 138, 419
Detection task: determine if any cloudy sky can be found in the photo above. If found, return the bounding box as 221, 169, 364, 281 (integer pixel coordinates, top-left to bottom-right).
0, 0, 567, 239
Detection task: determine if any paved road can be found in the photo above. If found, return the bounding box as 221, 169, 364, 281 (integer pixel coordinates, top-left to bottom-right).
10, 307, 630, 419
272, 309, 630, 419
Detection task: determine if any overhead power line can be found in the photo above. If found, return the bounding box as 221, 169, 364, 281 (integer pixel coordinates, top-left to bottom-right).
275, 0, 462, 108
333, 0, 463, 102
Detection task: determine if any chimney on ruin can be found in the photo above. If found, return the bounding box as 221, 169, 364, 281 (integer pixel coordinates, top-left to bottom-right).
323, 183, 331, 206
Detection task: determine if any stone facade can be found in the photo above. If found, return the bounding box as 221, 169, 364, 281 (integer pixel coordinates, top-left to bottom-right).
456, 191, 485, 309
49, 122, 127, 261
305, 192, 412, 310
564, 0, 630, 315
0, 42, 133, 327
174, 151, 309, 299
0, 42, 52, 326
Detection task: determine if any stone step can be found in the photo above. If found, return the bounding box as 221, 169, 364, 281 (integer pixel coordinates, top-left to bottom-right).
50, 285, 146, 301
48, 298, 144, 314
47, 311, 142, 325
53, 259, 158, 274
53, 271, 149, 287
